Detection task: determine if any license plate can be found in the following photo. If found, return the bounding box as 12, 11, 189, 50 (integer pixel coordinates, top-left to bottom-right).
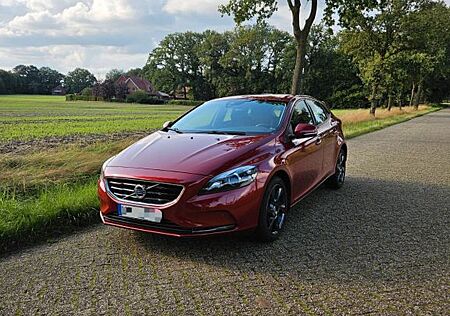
118, 204, 162, 223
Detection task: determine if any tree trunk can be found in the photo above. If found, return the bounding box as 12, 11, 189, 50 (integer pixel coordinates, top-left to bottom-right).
413, 82, 422, 110
387, 94, 393, 111
409, 82, 415, 107
370, 84, 378, 116
398, 93, 403, 111
288, 0, 317, 95
291, 39, 306, 95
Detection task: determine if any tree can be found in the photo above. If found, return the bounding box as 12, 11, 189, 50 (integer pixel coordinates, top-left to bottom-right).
38, 67, 64, 94
126, 68, 143, 77
402, 1, 450, 106
0, 70, 20, 94
302, 25, 365, 108
145, 32, 207, 99
64, 68, 97, 94
12, 65, 41, 94
197, 30, 231, 97
105, 69, 124, 82
219, 0, 317, 95
325, 0, 425, 115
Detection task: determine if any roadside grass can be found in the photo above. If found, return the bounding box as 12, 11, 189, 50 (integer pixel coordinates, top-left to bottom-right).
0, 180, 99, 250
337, 106, 437, 138
0, 95, 439, 251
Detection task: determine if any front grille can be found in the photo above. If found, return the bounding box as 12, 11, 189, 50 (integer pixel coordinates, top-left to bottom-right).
106, 178, 183, 206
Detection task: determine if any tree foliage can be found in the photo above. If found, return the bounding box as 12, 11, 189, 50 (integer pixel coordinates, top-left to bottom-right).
220, 0, 318, 94
324, 0, 449, 113
105, 69, 125, 82
64, 68, 97, 94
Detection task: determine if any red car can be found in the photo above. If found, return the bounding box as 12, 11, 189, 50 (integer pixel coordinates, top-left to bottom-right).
98, 94, 346, 241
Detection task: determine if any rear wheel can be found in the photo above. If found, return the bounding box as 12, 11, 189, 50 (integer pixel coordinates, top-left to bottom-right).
327, 148, 346, 189
255, 177, 289, 242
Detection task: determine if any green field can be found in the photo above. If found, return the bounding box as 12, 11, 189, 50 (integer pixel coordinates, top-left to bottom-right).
0, 95, 190, 141
0, 95, 437, 250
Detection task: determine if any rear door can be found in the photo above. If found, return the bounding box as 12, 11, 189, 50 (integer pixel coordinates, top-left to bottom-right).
305, 99, 337, 177
284, 100, 324, 201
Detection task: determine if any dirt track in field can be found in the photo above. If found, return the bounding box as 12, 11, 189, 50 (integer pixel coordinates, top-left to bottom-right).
0, 109, 449, 315
0, 131, 151, 154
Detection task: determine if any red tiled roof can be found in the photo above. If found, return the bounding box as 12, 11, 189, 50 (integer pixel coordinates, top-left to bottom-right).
116, 75, 154, 93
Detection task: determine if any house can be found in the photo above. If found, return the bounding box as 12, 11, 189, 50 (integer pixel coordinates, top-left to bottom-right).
52, 85, 67, 95
115, 75, 155, 95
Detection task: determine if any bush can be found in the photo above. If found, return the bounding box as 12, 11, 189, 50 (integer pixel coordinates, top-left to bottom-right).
66, 91, 166, 104
126, 91, 167, 104
126, 90, 149, 103
328, 86, 369, 109
168, 99, 204, 106
65, 95, 100, 102
81, 87, 93, 96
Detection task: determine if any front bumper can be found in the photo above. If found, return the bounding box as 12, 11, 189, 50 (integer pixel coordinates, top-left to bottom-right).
98, 167, 264, 237
100, 212, 236, 237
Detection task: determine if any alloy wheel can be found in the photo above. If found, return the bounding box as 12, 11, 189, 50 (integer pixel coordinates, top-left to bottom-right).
266, 184, 287, 235
336, 151, 346, 184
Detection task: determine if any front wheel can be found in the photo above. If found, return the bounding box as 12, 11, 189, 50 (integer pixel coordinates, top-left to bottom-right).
255, 177, 289, 242
327, 148, 346, 189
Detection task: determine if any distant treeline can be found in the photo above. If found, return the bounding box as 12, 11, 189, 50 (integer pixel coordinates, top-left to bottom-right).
0, 66, 98, 95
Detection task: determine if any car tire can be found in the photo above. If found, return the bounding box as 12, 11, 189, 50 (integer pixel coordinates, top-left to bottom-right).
255, 177, 289, 242
327, 148, 346, 189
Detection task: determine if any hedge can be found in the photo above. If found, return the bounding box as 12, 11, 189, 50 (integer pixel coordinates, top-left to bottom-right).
66, 94, 102, 102
168, 100, 204, 106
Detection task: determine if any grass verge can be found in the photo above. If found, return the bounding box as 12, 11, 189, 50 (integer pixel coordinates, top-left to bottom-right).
341, 106, 438, 139
0, 180, 99, 252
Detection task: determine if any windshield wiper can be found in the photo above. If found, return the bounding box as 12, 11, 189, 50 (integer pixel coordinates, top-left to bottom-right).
197, 130, 247, 136
165, 127, 183, 134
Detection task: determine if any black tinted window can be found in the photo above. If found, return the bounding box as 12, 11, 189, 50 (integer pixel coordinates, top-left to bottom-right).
306, 100, 328, 125
291, 100, 314, 129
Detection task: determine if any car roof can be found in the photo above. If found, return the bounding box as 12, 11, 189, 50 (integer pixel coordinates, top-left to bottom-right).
214, 94, 316, 104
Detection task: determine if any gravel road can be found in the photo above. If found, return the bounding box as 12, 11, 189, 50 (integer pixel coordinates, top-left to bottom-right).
1, 109, 449, 315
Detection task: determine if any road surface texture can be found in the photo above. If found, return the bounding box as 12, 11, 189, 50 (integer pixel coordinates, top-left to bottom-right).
1, 109, 449, 315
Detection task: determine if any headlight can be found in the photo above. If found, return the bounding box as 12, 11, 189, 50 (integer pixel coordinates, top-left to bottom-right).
200, 166, 258, 194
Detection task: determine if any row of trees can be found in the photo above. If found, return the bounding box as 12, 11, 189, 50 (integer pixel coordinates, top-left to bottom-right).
145, 0, 449, 110
0, 66, 100, 95
143, 24, 366, 107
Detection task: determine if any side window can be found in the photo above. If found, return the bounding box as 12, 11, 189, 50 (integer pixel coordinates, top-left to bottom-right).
306, 100, 328, 125
290, 100, 314, 129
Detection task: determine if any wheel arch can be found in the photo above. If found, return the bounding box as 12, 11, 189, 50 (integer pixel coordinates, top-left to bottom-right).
269, 169, 292, 205
340, 143, 348, 160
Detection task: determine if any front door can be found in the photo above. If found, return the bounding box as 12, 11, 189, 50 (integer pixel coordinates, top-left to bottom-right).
284, 100, 324, 202
306, 99, 338, 176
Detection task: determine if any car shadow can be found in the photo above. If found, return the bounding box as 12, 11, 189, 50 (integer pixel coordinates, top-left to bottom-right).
133, 176, 450, 283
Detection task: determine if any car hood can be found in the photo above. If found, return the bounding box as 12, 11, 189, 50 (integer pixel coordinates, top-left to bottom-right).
108, 131, 274, 176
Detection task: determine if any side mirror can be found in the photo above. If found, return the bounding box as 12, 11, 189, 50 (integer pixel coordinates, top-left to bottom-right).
162, 121, 172, 129
294, 123, 318, 139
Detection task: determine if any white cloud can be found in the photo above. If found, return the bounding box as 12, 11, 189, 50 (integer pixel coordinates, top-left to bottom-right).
163, 0, 227, 15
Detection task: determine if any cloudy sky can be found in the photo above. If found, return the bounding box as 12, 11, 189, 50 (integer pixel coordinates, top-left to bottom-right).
1, 0, 448, 79
0, 0, 327, 78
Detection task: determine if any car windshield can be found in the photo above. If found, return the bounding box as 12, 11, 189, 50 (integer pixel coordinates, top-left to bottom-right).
170, 99, 287, 135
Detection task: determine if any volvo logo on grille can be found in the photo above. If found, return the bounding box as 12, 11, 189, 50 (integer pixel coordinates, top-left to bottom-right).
134, 184, 146, 199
